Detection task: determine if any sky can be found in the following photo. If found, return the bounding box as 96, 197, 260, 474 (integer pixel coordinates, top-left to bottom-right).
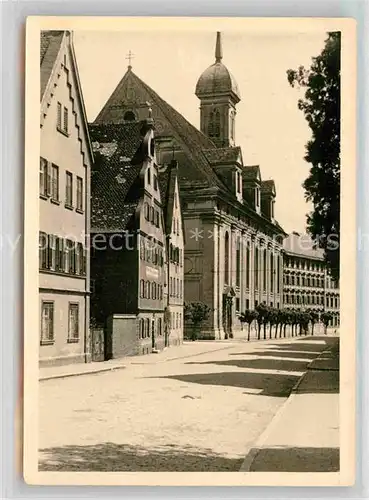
73, 29, 328, 233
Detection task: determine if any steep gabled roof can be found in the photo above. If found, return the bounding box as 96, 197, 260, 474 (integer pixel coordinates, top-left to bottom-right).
89, 122, 146, 232
40, 30, 65, 100
94, 69, 228, 191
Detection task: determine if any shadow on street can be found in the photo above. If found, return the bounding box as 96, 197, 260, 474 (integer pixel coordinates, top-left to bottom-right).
185, 358, 310, 372
39, 442, 244, 472
247, 446, 340, 472
153, 371, 300, 397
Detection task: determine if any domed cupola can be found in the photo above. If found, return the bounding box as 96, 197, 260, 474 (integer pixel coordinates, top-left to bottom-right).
195, 32, 241, 148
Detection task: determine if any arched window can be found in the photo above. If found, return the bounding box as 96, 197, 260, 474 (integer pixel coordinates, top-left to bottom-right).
123, 110, 136, 122
236, 238, 241, 287
230, 111, 235, 140
255, 247, 259, 289
246, 243, 250, 289
224, 231, 230, 284
263, 249, 267, 292
215, 110, 220, 137
270, 253, 274, 291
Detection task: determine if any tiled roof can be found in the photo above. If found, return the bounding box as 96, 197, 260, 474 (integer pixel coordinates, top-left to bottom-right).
283, 232, 325, 260
202, 146, 242, 164
261, 180, 276, 193
242, 165, 261, 180
89, 122, 146, 232
40, 31, 65, 100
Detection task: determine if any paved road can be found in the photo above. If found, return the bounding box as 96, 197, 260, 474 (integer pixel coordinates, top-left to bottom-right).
39, 336, 330, 472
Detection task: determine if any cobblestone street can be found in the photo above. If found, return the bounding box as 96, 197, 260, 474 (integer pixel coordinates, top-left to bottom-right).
39, 337, 331, 472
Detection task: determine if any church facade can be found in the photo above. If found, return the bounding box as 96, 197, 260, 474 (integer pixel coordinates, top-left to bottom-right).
93, 32, 286, 340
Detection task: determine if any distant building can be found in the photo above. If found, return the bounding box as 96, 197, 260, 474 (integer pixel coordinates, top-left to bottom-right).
39, 31, 93, 366
93, 32, 287, 339
89, 116, 185, 357
282, 232, 340, 327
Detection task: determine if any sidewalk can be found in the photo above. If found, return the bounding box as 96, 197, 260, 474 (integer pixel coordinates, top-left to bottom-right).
240, 337, 340, 472
39, 340, 238, 381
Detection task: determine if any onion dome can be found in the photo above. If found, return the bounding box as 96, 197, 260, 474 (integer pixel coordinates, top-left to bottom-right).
195, 32, 241, 102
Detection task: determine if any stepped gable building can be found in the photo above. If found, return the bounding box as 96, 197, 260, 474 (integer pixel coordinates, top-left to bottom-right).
39, 31, 93, 367
93, 32, 286, 339
89, 115, 176, 357
157, 160, 185, 346
282, 232, 340, 327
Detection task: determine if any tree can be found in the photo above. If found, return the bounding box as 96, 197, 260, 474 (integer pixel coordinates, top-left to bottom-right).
310, 310, 320, 335
240, 310, 259, 342
184, 301, 210, 341
321, 311, 334, 335
287, 32, 340, 281
255, 303, 268, 340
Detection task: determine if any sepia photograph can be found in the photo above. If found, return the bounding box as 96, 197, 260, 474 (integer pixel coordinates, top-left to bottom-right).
24, 17, 356, 486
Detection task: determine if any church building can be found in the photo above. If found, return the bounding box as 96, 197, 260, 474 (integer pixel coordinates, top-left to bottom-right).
93, 32, 286, 339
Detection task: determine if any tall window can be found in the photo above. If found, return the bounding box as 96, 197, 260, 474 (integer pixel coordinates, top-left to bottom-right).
224, 231, 230, 285
77, 176, 83, 212
65, 172, 73, 207
270, 253, 274, 292
263, 249, 267, 292
277, 255, 281, 293
246, 244, 250, 289
40, 158, 48, 197
230, 111, 235, 140
51, 164, 59, 201
255, 247, 259, 289
147, 168, 151, 185
68, 303, 79, 342
41, 302, 54, 343
208, 109, 221, 138
236, 238, 241, 287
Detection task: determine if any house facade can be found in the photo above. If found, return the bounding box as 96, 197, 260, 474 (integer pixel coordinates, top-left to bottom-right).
282, 232, 340, 328
158, 160, 185, 346
93, 32, 286, 340
89, 118, 168, 357
39, 31, 92, 367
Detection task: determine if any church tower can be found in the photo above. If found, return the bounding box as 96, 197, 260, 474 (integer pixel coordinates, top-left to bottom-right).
195, 32, 241, 148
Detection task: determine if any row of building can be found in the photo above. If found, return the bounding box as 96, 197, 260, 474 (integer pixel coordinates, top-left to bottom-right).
39, 30, 339, 367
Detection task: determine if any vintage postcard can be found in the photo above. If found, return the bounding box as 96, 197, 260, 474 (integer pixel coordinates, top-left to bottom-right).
24, 16, 356, 486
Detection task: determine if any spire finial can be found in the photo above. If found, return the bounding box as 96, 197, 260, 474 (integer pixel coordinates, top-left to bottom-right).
215, 32, 223, 63
126, 50, 134, 70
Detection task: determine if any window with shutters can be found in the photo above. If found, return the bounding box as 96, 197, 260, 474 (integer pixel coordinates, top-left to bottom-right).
51, 164, 59, 202
76, 176, 83, 212
41, 301, 54, 344
39, 232, 48, 270
63, 106, 69, 134
57, 102, 62, 130
68, 303, 79, 342
48, 235, 56, 271
65, 172, 73, 207
39, 158, 48, 197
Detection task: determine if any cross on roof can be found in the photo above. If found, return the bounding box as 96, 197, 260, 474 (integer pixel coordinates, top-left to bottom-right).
126, 50, 134, 69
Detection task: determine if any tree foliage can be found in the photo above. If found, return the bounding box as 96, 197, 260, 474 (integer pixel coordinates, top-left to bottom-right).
287, 32, 341, 281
